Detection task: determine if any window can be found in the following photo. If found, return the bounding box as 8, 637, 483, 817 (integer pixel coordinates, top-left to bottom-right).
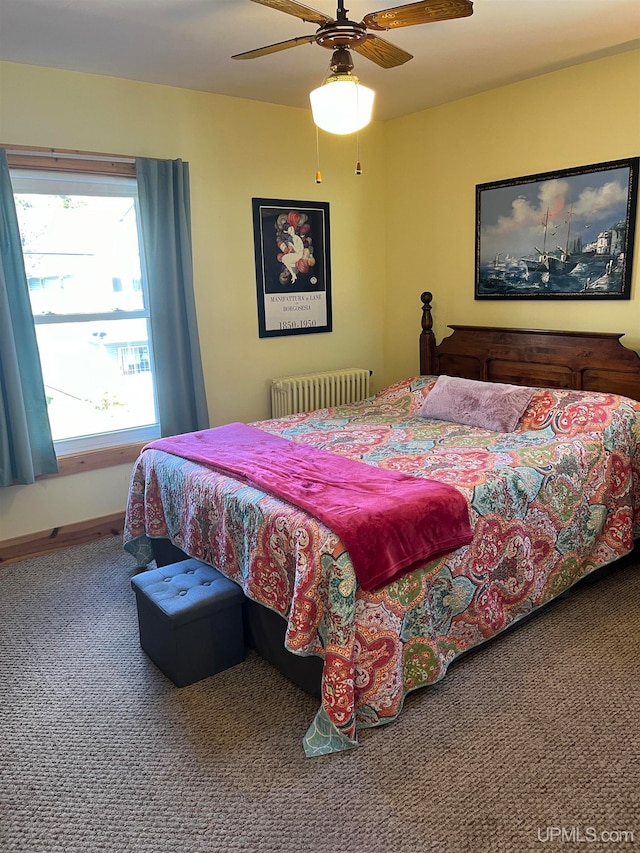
10, 168, 160, 455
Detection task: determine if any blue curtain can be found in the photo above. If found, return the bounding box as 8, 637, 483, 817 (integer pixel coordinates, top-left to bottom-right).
0, 149, 58, 486
136, 158, 209, 437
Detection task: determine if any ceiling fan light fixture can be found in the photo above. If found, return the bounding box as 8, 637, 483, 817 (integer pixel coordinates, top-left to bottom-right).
309, 73, 375, 135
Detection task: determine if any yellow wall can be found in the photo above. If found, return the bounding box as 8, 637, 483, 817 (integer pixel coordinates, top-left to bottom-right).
0, 61, 387, 539
1, 49, 639, 540
383, 49, 640, 384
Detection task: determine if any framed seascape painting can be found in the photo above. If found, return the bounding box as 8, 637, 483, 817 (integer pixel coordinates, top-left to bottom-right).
475, 158, 639, 300
252, 198, 332, 337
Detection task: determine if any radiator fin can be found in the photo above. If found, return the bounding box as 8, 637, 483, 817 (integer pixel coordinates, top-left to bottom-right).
270, 368, 371, 418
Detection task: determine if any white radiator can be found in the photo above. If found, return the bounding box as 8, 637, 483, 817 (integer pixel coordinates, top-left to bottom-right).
270, 368, 371, 417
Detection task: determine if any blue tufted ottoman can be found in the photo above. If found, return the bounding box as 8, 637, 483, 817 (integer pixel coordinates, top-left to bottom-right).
131, 558, 246, 687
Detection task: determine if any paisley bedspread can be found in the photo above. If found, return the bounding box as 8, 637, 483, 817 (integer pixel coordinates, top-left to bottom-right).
123, 376, 640, 756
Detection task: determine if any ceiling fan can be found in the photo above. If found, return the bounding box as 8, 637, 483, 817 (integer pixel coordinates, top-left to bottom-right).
232, 0, 474, 72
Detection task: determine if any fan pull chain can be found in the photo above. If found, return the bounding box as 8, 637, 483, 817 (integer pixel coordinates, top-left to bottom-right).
313, 123, 366, 181
315, 126, 322, 184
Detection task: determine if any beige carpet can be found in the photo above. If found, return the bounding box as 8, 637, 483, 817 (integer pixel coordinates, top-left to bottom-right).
1, 537, 638, 853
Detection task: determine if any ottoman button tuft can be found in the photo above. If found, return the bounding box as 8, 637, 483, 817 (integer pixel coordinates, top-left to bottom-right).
131, 558, 246, 687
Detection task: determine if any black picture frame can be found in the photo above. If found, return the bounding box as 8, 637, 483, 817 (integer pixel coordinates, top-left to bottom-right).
252, 198, 332, 337
475, 158, 639, 300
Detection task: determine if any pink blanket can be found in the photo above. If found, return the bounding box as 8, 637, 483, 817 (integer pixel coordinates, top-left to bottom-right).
144, 423, 472, 591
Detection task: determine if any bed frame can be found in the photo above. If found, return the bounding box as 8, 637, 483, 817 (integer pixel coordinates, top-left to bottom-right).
419, 291, 640, 398
152, 292, 640, 698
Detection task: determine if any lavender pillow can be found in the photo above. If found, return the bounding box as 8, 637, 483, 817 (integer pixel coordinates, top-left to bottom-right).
419, 375, 535, 432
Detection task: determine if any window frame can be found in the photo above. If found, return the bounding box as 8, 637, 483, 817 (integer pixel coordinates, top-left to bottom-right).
5, 146, 157, 475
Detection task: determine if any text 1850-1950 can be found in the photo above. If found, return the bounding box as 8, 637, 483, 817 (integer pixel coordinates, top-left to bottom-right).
279, 319, 318, 330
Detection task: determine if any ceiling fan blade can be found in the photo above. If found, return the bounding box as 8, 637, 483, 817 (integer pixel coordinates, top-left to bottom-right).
363, 0, 473, 31
249, 0, 332, 26
353, 34, 413, 69
232, 35, 316, 60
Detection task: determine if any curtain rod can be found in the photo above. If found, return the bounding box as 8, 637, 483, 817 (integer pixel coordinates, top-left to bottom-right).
2, 144, 136, 163
2, 144, 138, 176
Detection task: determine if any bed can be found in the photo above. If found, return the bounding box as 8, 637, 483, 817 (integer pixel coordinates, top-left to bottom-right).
124, 291, 640, 756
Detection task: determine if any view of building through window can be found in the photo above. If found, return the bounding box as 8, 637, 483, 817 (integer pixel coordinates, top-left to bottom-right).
11, 170, 159, 452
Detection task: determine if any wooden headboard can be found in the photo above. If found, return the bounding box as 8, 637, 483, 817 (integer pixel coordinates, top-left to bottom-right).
419, 291, 640, 400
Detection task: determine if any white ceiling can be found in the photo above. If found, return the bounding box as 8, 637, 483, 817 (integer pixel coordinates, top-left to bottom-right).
1, 0, 639, 122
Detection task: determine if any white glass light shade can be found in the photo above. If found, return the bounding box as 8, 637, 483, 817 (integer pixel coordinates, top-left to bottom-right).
309, 74, 375, 135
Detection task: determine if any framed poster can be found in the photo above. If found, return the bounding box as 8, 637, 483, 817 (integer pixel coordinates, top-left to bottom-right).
252, 198, 332, 337
475, 157, 638, 299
